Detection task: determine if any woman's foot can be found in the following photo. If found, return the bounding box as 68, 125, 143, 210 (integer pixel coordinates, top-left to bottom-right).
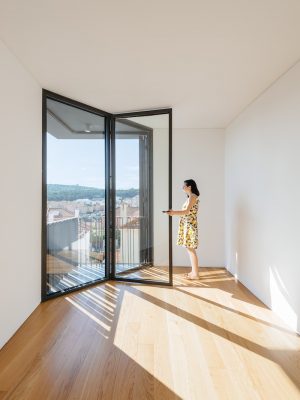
184, 271, 200, 280
186, 274, 200, 280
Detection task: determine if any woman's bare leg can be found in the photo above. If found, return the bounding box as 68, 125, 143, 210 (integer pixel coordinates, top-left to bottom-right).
186, 247, 199, 277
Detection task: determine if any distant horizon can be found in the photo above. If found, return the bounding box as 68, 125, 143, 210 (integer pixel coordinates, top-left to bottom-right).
47, 183, 139, 190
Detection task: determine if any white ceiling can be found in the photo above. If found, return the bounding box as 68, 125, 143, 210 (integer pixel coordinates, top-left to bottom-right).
1, 0, 300, 128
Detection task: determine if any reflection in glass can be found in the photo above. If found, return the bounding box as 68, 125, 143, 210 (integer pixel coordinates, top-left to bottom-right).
46, 99, 106, 295
114, 114, 170, 282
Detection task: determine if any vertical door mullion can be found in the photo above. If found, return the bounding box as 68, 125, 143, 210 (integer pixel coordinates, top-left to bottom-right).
169, 110, 173, 285
110, 117, 116, 279
105, 116, 111, 280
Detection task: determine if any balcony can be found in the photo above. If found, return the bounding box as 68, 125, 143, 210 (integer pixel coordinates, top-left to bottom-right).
46, 215, 157, 294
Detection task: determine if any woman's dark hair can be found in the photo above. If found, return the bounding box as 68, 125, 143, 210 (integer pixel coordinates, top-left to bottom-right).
184, 179, 200, 197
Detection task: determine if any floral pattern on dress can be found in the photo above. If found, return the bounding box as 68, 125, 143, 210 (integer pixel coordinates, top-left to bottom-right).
176, 194, 199, 249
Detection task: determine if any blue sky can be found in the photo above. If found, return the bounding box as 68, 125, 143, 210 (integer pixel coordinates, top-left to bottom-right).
47, 133, 139, 189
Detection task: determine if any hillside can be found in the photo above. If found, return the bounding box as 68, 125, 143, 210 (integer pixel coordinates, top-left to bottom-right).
47, 184, 138, 201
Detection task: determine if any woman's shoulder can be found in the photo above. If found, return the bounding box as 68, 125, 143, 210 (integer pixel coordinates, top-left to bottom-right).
189, 194, 199, 206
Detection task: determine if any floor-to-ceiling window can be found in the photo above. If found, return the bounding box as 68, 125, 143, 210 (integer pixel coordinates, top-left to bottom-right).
42, 94, 109, 298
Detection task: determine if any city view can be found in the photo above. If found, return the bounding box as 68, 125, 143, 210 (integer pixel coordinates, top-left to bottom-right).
47, 183, 139, 223
46, 182, 143, 294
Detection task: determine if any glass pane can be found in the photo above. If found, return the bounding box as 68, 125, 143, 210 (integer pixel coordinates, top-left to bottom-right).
114, 114, 170, 282
46, 98, 106, 295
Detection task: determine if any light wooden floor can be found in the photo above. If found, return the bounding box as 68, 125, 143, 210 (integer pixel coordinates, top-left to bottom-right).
0, 267, 300, 400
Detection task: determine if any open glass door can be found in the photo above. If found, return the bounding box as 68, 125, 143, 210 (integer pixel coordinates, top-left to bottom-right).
42, 89, 172, 301
111, 111, 173, 285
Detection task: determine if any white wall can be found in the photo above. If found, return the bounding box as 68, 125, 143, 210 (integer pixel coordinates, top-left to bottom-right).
173, 129, 225, 268
0, 40, 42, 349
225, 61, 300, 334
125, 120, 226, 268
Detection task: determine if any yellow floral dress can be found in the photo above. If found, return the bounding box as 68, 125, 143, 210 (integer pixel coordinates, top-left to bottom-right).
176, 194, 199, 249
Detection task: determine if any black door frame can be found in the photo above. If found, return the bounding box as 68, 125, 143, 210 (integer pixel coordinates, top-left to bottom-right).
111, 111, 172, 286
42, 89, 172, 302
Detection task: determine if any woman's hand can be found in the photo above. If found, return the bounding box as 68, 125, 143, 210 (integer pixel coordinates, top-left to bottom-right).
166, 209, 175, 216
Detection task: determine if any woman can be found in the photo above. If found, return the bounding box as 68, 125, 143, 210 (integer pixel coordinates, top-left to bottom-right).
165, 179, 200, 279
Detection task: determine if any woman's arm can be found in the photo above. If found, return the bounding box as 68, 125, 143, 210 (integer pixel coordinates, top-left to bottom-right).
166, 194, 197, 216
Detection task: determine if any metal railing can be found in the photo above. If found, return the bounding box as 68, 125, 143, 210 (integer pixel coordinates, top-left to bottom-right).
47, 215, 143, 269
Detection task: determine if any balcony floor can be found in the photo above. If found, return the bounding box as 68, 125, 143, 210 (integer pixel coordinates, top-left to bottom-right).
46, 253, 170, 295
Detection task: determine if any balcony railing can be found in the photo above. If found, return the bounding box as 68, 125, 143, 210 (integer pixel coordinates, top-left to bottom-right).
47, 215, 147, 269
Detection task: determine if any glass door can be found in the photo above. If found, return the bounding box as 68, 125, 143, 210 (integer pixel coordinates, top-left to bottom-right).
111, 111, 173, 285
42, 90, 173, 301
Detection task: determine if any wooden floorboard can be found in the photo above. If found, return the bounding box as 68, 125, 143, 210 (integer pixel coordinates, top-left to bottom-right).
0, 267, 299, 400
